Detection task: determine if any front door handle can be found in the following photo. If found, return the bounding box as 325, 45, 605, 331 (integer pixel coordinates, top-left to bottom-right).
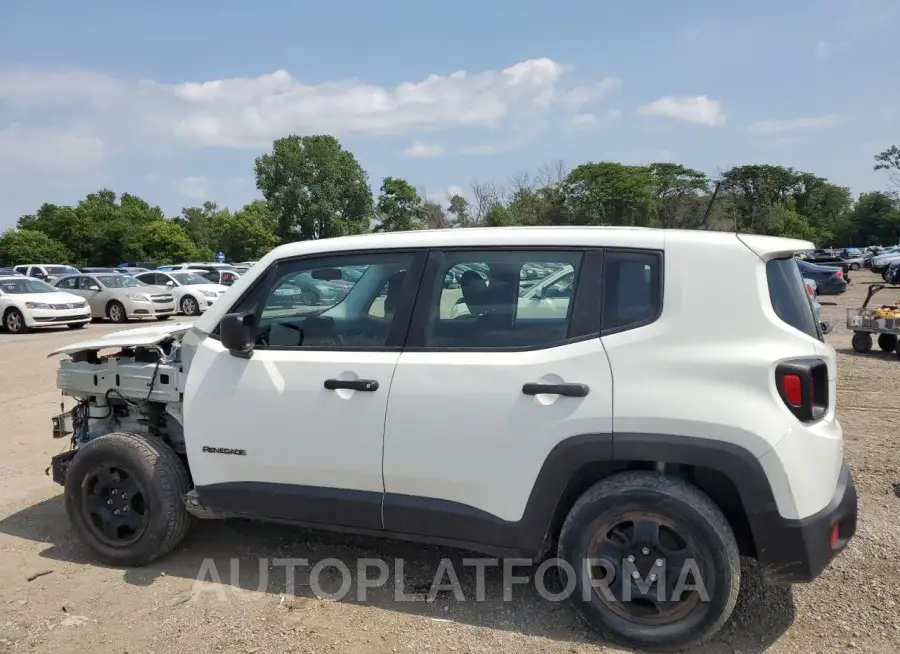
522, 382, 589, 397
324, 379, 379, 392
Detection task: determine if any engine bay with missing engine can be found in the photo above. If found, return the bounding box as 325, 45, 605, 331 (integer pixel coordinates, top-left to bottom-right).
48, 327, 190, 486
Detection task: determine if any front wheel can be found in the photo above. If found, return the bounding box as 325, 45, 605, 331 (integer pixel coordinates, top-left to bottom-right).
180, 295, 201, 316
557, 471, 740, 652
107, 301, 127, 323
4, 308, 28, 334
852, 331, 873, 353
63, 432, 192, 566
849, 262, 860, 271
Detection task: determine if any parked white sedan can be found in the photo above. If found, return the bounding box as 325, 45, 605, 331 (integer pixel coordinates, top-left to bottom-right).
134, 270, 229, 315
0, 276, 91, 333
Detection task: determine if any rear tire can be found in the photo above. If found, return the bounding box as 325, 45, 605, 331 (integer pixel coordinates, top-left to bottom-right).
557, 471, 740, 652
852, 332, 873, 353
849, 263, 860, 271
877, 334, 897, 352
64, 432, 192, 567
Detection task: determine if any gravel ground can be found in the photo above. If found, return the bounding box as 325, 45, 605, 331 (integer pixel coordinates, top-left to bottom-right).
0, 275, 898, 654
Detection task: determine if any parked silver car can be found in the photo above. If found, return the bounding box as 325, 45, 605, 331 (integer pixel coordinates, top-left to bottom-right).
53, 273, 175, 323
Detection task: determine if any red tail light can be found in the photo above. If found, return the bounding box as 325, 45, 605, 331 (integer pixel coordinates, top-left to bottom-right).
804, 282, 815, 299
775, 359, 829, 422
781, 374, 802, 406
834, 269, 843, 279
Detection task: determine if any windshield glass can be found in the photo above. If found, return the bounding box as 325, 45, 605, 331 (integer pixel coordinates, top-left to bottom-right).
46, 266, 79, 275
0, 278, 56, 294
97, 275, 143, 288
172, 272, 210, 285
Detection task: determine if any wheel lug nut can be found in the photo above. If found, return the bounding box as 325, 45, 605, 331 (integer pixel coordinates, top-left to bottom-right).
641, 547, 650, 555
649, 573, 657, 582
111, 489, 118, 495
631, 571, 640, 579
655, 558, 664, 567
626, 555, 635, 563
106, 499, 113, 505
113, 510, 120, 516
122, 507, 128, 512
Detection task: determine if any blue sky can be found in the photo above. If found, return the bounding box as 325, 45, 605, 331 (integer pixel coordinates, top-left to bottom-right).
1, 0, 898, 229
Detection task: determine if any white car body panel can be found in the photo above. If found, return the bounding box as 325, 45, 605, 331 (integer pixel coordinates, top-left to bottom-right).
48, 322, 193, 356
383, 339, 613, 522
53, 227, 843, 534
183, 336, 396, 493
0, 279, 91, 329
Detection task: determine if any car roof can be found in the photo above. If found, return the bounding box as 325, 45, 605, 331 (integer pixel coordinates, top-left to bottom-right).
258, 226, 810, 262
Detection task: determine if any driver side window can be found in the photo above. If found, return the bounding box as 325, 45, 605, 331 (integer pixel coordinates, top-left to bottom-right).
251, 252, 418, 349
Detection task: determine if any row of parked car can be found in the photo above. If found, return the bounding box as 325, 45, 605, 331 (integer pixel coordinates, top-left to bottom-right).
0, 261, 259, 334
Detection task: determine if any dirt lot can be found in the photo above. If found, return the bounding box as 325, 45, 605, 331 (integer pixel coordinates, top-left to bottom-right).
1, 275, 898, 654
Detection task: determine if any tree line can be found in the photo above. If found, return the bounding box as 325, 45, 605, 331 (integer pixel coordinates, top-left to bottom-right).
2, 134, 900, 267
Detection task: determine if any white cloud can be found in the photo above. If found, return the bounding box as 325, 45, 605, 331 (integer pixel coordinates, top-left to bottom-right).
748, 114, 843, 134
555, 78, 622, 109
445, 185, 465, 199
0, 124, 104, 172
637, 95, 726, 126
403, 141, 445, 158
0, 58, 620, 157
566, 109, 622, 131
176, 176, 208, 199
568, 113, 597, 129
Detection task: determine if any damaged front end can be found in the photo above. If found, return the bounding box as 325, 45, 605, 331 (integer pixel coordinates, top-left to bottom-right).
47, 323, 195, 486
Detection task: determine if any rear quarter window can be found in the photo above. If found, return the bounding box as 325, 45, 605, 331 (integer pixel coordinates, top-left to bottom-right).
766, 258, 820, 339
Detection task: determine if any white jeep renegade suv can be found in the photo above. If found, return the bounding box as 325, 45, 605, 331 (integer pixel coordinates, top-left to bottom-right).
47, 227, 856, 651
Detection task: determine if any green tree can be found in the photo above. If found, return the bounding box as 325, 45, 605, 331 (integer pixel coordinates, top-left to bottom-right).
254, 134, 373, 242
0, 229, 73, 266
174, 201, 226, 256
874, 144, 900, 191
564, 162, 654, 226
214, 203, 279, 261
374, 177, 424, 232
647, 163, 710, 228
840, 192, 900, 246
719, 165, 799, 234
447, 194, 472, 227
136, 221, 200, 264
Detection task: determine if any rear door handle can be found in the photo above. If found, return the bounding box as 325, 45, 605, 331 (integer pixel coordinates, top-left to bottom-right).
522, 382, 589, 397
324, 379, 379, 392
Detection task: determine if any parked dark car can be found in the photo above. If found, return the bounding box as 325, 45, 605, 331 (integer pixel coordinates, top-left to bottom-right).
802, 253, 851, 275
885, 261, 900, 284
796, 259, 848, 294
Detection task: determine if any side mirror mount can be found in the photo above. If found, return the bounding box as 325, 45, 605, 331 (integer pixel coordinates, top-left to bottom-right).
89, 285, 101, 292
220, 312, 255, 359
165, 280, 175, 287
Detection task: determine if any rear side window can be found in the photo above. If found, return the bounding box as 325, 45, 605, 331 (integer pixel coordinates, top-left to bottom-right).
766, 258, 819, 339
601, 250, 662, 332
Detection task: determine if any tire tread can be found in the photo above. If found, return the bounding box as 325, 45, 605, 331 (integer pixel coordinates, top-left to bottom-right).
65, 431, 191, 566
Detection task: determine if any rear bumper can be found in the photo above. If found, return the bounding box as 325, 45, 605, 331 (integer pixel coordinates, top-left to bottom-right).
754, 462, 857, 583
